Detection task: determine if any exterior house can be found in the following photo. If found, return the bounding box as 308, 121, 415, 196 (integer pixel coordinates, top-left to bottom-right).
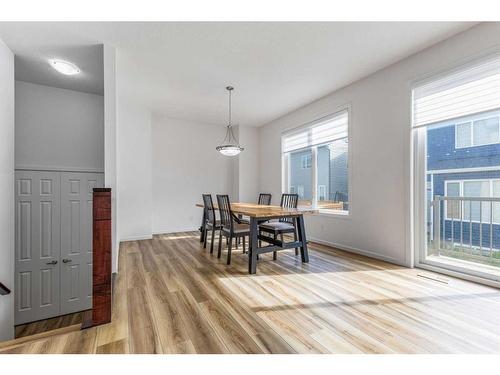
289, 139, 349, 210
427, 109, 500, 253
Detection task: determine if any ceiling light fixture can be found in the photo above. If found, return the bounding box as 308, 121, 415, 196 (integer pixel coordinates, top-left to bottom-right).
49, 59, 81, 75
216, 86, 244, 156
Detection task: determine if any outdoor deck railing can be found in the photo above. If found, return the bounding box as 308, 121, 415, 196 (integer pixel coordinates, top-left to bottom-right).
430, 195, 500, 267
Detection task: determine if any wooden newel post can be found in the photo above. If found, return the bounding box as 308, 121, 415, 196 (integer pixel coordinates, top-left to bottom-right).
82, 188, 112, 329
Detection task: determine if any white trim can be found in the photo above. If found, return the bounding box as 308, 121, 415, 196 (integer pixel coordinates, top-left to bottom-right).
15, 165, 104, 173
308, 236, 407, 267
417, 260, 500, 288
314, 210, 350, 218
152, 228, 198, 235
427, 165, 500, 174
119, 234, 153, 242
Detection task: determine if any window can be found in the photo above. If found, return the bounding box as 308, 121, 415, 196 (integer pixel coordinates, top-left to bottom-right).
455, 116, 500, 148
445, 179, 500, 223
413, 53, 500, 279
282, 109, 349, 213
318, 185, 327, 201
297, 185, 304, 198
301, 154, 312, 169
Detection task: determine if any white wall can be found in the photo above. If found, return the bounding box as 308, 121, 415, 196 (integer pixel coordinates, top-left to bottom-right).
237, 125, 260, 203
103, 45, 119, 272
15, 81, 104, 172
0, 37, 14, 341
116, 49, 152, 241
258, 23, 500, 267
151, 115, 234, 233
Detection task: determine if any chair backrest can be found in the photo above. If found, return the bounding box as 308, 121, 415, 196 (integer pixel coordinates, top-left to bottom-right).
280, 193, 299, 223
202, 194, 216, 223
258, 193, 272, 205
216, 194, 233, 230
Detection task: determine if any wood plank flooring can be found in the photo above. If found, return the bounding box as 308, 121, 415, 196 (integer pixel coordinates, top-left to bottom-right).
1, 231, 500, 354
15, 312, 83, 339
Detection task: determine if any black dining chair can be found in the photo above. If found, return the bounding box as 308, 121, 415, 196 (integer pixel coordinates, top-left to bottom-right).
216, 194, 250, 265
238, 193, 273, 243
258, 193, 272, 205
259, 193, 299, 260
202, 194, 222, 254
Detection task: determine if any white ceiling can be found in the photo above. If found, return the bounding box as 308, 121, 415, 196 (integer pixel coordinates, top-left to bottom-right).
0, 22, 476, 126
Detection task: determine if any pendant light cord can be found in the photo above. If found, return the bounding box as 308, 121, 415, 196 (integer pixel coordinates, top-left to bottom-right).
228, 87, 232, 127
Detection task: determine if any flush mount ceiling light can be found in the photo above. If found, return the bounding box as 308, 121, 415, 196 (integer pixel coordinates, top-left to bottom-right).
48, 59, 80, 75
216, 86, 244, 156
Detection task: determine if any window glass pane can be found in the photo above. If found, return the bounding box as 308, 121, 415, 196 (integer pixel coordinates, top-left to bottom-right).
473, 117, 499, 146
301, 154, 311, 169
493, 180, 500, 223
317, 139, 348, 211
463, 181, 490, 222
446, 182, 461, 220
456, 122, 471, 148
289, 148, 312, 206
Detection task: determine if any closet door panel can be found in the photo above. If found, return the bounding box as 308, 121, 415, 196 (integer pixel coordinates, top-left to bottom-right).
14, 171, 61, 324
60, 172, 103, 314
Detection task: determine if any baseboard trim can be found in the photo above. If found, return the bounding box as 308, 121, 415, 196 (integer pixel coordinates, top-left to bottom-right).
119, 234, 153, 242
308, 236, 407, 267
152, 228, 199, 235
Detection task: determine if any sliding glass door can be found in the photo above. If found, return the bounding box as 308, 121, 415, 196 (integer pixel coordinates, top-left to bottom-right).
413, 54, 500, 283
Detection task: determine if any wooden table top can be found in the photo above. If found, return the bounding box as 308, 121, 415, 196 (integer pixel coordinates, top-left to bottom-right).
196, 202, 318, 218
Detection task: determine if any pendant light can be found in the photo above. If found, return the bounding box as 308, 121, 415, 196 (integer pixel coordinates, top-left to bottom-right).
216, 86, 244, 156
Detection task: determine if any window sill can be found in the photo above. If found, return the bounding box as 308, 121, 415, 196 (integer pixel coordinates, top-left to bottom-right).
314, 209, 350, 219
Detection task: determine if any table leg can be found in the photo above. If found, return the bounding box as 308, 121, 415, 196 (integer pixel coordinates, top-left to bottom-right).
297, 215, 309, 263
249, 217, 258, 274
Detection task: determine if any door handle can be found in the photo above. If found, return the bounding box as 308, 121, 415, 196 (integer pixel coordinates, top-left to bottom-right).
62, 259, 72, 263
46, 260, 58, 265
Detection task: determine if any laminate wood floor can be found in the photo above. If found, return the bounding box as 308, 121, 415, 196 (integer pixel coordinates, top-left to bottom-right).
2, 231, 500, 354
15, 312, 83, 339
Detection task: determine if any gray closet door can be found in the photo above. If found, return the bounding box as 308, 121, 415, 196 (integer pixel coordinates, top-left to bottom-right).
15, 171, 61, 325
60, 172, 104, 315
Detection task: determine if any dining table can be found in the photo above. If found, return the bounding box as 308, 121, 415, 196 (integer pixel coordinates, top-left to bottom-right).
196, 202, 318, 274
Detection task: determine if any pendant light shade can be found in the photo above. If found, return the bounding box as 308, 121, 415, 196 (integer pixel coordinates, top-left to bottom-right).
216, 86, 244, 156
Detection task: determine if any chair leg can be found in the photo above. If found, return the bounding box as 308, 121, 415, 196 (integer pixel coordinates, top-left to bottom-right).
242, 236, 246, 253
294, 220, 299, 256
227, 236, 233, 265
218, 232, 223, 258
273, 233, 277, 260
210, 227, 216, 254
235, 237, 239, 250
203, 225, 208, 249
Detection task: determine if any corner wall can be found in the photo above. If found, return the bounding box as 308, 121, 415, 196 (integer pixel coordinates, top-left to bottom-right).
103, 45, 119, 272
116, 50, 152, 242
0, 37, 14, 341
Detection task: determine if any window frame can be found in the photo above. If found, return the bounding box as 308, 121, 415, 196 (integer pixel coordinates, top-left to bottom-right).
281, 106, 352, 216
455, 115, 500, 149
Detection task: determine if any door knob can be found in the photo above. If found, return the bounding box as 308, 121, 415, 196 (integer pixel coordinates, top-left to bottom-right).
62, 259, 72, 263
46, 260, 58, 265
